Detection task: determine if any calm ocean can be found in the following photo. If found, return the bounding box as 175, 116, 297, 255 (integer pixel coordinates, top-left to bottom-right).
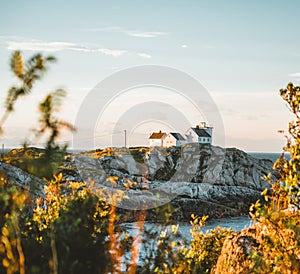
248, 152, 285, 163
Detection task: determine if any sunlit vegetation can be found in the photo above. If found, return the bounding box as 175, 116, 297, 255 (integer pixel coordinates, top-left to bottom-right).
247, 83, 300, 273
80, 147, 149, 165
212, 83, 300, 273
0, 51, 299, 273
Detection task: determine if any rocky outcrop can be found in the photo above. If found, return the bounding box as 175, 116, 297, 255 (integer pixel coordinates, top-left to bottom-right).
58, 144, 275, 220
0, 161, 45, 197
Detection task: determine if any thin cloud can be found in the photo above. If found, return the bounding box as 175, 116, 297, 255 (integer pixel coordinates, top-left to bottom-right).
127, 31, 167, 38
289, 72, 300, 78
6, 40, 127, 57
137, 53, 151, 59
181, 44, 188, 48
84, 26, 169, 38
95, 48, 127, 57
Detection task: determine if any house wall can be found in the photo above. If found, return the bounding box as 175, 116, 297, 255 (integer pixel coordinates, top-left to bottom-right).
149, 139, 163, 147
198, 137, 211, 144
163, 134, 177, 147
163, 136, 174, 147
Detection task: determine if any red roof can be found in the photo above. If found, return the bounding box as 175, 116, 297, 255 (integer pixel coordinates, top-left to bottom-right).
149, 132, 166, 139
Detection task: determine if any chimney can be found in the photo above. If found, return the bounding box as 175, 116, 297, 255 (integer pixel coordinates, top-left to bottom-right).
199, 121, 206, 128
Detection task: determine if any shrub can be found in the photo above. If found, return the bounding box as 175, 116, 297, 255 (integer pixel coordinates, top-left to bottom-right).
247, 83, 300, 273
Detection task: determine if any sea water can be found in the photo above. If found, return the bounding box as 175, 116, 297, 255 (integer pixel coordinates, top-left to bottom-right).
121, 216, 253, 268
249, 152, 285, 163
123, 215, 253, 239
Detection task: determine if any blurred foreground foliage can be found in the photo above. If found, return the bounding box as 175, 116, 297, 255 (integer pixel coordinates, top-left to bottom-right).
0, 52, 299, 273
2, 52, 75, 179
245, 83, 300, 273
0, 175, 232, 274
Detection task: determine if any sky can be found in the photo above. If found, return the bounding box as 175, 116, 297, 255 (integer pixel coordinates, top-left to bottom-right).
0, 0, 300, 152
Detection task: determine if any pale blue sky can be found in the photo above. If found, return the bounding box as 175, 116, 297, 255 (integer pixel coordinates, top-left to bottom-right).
0, 0, 300, 151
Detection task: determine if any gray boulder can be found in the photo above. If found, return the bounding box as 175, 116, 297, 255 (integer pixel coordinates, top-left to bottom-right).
0, 161, 45, 197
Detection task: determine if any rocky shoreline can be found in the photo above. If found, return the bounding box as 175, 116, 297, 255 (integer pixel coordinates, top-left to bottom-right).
3, 144, 276, 221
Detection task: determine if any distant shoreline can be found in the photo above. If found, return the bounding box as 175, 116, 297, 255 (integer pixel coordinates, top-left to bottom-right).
2, 146, 289, 163
1, 147, 286, 154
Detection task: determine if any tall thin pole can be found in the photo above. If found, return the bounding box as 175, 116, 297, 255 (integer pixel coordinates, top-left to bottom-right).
124, 130, 127, 148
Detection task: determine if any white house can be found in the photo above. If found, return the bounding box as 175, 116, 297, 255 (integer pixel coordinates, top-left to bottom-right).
163, 132, 186, 147
149, 131, 166, 147
185, 122, 213, 144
